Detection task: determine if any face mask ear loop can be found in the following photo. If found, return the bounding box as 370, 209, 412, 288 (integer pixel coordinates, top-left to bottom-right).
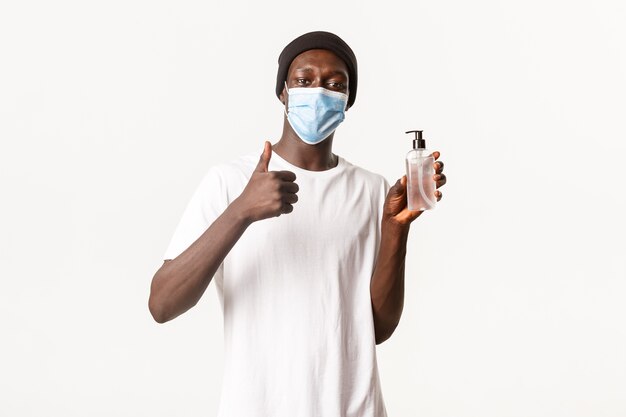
283, 81, 289, 117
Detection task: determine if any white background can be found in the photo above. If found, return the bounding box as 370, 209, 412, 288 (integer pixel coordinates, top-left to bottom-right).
1, 0, 625, 416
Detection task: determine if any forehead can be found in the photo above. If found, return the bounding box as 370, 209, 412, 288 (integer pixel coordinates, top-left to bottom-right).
287, 49, 349, 77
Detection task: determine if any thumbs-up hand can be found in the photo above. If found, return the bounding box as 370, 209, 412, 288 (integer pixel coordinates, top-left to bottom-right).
255, 140, 273, 173
232, 141, 299, 223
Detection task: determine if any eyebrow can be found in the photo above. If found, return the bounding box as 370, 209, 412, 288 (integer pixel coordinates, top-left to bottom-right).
292, 67, 348, 77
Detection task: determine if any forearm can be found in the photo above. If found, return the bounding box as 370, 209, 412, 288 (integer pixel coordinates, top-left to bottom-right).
370, 219, 410, 344
149, 199, 251, 323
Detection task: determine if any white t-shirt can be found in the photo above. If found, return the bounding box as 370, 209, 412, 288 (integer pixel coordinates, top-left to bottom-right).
164, 146, 391, 417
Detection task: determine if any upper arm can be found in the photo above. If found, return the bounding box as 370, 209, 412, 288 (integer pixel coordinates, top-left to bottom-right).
162, 166, 228, 261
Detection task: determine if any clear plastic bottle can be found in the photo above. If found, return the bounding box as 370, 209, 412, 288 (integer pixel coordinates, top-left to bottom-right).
405, 130, 437, 211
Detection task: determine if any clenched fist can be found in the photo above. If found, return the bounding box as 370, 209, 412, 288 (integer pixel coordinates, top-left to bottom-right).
232, 141, 299, 223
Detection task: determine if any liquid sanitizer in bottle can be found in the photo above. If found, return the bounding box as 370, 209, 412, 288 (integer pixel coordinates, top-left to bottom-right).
405, 130, 437, 211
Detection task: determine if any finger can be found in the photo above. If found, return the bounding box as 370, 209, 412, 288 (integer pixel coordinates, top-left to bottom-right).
434, 160, 444, 173
281, 202, 294, 214
435, 190, 443, 201
432, 151, 441, 161
390, 176, 406, 196
255, 141, 272, 172
273, 170, 296, 182
399, 176, 408, 198
396, 207, 423, 223
282, 193, 299, 204
407, 209, 423, 221
280, 181, 299, 193
386, 176, 408, 214
434, 173, 447, 188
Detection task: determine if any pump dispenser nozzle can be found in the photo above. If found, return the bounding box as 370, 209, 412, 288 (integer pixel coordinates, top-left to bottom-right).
406, 130, 426, 149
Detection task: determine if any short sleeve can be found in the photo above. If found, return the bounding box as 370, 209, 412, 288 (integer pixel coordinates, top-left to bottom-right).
382, 177, 391, 196
163, 166, 228, 261
379, 176, 391, 210
373, 176, 390, 229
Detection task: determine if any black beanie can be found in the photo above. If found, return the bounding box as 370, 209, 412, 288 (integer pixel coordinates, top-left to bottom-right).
275, 31, 358, 108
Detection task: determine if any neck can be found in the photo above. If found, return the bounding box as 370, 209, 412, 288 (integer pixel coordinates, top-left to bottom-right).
272, 117, 338, 171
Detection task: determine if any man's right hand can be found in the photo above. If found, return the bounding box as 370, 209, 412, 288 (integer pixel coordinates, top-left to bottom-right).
232, 141, 299, 223
149, 141, 299, 323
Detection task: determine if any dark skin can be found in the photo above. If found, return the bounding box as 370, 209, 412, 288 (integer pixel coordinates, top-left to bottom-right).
148, 49, 447, 346
273, 49, 350, 170
148, 143, 299, 323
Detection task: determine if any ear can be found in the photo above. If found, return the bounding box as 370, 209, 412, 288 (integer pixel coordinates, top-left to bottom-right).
279, 85, 287, 105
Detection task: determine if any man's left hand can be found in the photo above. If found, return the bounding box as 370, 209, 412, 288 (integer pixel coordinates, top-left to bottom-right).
383, 151, 447, 227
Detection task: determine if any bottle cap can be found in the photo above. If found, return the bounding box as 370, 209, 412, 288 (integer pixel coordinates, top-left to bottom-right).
406, 130, 426, 149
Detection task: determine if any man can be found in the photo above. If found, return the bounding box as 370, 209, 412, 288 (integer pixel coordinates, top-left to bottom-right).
149, 31, 446, 417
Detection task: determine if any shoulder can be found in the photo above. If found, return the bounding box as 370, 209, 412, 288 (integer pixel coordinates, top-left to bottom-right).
199, 149, 259, 183
340, 156, 390, 191
193, 152, 258, 194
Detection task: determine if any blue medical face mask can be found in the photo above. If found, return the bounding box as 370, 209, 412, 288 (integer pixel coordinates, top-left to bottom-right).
284, 82, 349, 145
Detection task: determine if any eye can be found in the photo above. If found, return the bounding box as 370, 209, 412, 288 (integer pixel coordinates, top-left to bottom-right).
296, 78, 309, 86
327, 81, 346, 91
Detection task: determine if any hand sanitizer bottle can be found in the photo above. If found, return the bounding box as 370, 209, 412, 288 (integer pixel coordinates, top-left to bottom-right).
405, 130, 437, 211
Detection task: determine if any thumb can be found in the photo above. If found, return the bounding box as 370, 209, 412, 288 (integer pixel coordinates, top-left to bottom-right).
255, 141, 272, 172
389, 176, 407, 198
384, 176, 408, 217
